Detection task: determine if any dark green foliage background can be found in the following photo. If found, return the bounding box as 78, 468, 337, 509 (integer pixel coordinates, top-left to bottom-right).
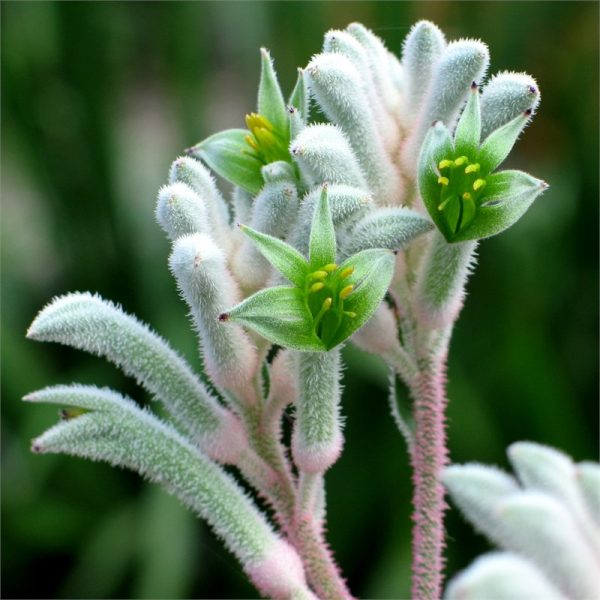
2, 1, 597, 598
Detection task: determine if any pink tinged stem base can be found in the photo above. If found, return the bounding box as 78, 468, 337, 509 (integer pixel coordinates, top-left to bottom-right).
410, 355, 449, 600
291, 513, 355, 600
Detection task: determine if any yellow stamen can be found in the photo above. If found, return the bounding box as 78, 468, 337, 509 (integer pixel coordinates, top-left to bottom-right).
254, 127, 276, 147
311, 270, 328, 280
339, 285, 354, 299
473, 179, 486, 192
454, 156, 468, 166
310, 282, 324, 293
462, 192, 473, 201
344, 311, 357, 319
245, 113, 273, 133
465, 163, 480, 174
438, 196, 452, 211
438, 159, 454, 170
323, 263, 338, 272
322, 297, 333, 311
438, 176, 449, 186
339, 266, 354, 280
245, 135, 259, 151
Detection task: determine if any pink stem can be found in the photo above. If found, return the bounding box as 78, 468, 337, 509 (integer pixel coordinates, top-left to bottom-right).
292, 513, 354, 600
409, 353, 449, 600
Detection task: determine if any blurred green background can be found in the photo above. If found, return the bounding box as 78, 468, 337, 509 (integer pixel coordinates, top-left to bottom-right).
2, 1, 597, 598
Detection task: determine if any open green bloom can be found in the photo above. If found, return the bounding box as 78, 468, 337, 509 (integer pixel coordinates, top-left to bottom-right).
219, 186, 395, 351
188, 49, 306, 195
419, 82, 548, 243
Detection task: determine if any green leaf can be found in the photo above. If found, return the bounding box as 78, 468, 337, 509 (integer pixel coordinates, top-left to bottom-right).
479, 111, 531, 172
190, 129, 263, 194
454, 83, 481, 156
327, 249, 395, 349
223, 287, 326, 352
453, 170, 548, 241
288, 68, 309, 122
258, 49, 288, 135
309, 186, 337, 268
240, 225, 309, 286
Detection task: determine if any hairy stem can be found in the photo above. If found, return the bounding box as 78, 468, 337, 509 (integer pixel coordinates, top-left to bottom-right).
292, 511, 354, 600
409, 346, 450, 600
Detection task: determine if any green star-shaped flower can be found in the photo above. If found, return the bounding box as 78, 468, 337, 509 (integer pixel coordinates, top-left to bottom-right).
219, 186, 395, 351
419, 82, 548, 243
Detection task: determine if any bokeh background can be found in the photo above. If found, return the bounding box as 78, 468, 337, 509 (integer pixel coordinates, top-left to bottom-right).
2, 1, 598, 598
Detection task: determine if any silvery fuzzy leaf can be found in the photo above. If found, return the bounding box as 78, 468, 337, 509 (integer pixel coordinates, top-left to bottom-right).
442, 463, 520, 539
445, 552, 566, 600
495, 492, 600, 599
26, 385, 313, 599
26, 293, 233, 457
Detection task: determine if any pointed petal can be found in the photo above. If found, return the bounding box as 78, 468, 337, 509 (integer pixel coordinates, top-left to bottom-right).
309, 186, 337, 268
479, 110, 532, 172
328, 249, 395, 348
453, 170, 548, 241
222, 287, 326, 352
454, 83, 481, 156
189, 129, 263, 195
258, 48, 288, 135
240, 225, 309, 286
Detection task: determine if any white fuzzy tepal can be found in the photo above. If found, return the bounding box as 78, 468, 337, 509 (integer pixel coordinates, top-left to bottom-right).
25, 19, 574, 600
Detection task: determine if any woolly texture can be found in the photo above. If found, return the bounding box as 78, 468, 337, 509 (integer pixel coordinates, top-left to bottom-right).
169, 234, 258, 395
26, 385, 313, 598
292, 349, 344, 474
26, 293, 243, 462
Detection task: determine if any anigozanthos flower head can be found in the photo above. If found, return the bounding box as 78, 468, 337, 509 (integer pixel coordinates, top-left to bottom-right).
187, 48, 307, 195
418, 82, 548, 243
219, 185, 395, 351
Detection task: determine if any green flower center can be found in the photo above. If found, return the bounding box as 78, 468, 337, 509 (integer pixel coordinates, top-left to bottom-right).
243, 113, 290, 164
436, 155, 488, 235
303, 262, 356, 342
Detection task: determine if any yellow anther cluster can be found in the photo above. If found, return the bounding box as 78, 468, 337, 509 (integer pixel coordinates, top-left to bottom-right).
310, 282, 325, 293
243, 112, 289, 164
434, 155, 489, 234
323, 263, 338, 272
311, 270, 328, 280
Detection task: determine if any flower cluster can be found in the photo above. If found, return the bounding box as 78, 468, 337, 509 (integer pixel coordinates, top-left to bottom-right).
25, 19, 556, 600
